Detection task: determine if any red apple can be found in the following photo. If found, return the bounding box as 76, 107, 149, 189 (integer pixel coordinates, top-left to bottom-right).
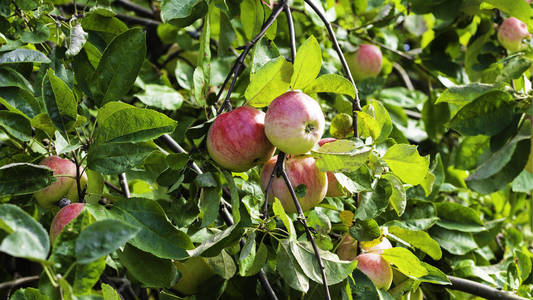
347, 44, 382, 80
498, 17, 530, 52
34, 156, 88, 209
356, 253, 393, 290
260, 155, 327, 213
336, 234, 357, 261
207, 106, 275, 172
318, 138, 345, 197
50, 203, 85, 244
264, 91, 325, 155
361, 237, 392, 254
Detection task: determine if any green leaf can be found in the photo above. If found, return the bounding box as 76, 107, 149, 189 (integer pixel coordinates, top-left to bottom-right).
375, 87, 427, 108
87, 199, 193, 260
383, 144, 429, 186
273, 198, 296, 239
448, 91, 515, 136
435, 83, 497, 106
205, 249, 236, 279
483, 0, 533, 29
76, 219, 140, 264
291, 36, 322, 90
311, 139, 371, 172
239, 238, 268, 277
246, 56, 293, 108
350, 269, 379, 299
240, 0, 264, 40
87, 142, 157, 174
354, 178, 392, 220
134, 84, 183, 110
101, 283, 121, 300
65, 24, 88, 57
0, 87, 41, 119
0, 163, 55, 196
387, 226, 442, 260
81, 14, 128, 35
188, 223, 244, 257
349, 219, 381, 241
9, 288, 50, 300
0, 111, 32, 141
96, 102, 177, 143
222, 170, 240, 224
199, 187, 221, 227
0, 49, 50, 64
92, 28, 146, 106
303, 74, 355, 98
496, 56, 531, 82
382, 173, 406, 216
54, 131, 82, 156
42, 68, 78, 132
429, 226, 478, 255
435, 202, 485, 233
20, 23, 49, 44
117, 244, 179, 288
357, 100, 393, 143
73, 256, 106, 295
277, 240, 309, 292
329, 113, 354, 139
0, 67, 33, 92
161, 0, 208, 28
381, 247, 428, 278
419, 262, 451, 285
0, 204, 49, 261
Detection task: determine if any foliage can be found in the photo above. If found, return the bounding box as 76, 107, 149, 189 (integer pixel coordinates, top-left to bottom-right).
0, 0, 532, 299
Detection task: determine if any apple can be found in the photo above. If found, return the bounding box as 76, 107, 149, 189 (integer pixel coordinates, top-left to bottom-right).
356, 253, 393, 290
498, 17, 530, 52
260, 155, 327, 213
207, 106, 275, 172
173, 257, 215, 295
264, 91, 325, 155
34, 156, 88, 209
318, 138, 345, 197
49, 203, 85, 244
361, 237, 392, 254
347, 44, 383, 80
336, 234, 357, 261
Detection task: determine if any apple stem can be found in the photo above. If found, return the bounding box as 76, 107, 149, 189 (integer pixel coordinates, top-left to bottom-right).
215, 0, 287, 115
160, 134, 279, 300
277, 152, 332, 300
303, 0, 361, 139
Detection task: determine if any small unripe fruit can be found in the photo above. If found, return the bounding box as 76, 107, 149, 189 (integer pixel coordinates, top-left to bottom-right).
498, 17, 530, 52
260, 155, 327, 213
361, 237, 393, 254
336, 234, 357, 261
318, 138, 344, 197
356, 253, 393, 290
50, 203, 85, 244
347, 44, 383, 80
34, 156, 88, 209
173, 257, 215, 295
207, 106, 275, 172
264, 91, 325, 155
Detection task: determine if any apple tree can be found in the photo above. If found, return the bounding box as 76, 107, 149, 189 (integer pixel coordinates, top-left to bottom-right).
0, 0, 532, 299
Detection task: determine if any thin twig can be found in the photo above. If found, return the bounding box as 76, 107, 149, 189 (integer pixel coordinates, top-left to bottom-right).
284, 4, 296, 63
393, 63, 414, 91
277, 152, 331, 300
61, 3, 160, 28
159, 134, 278, 300
0, 275, 40, 290
105, 181, 123, 194
445, 276, 529, 300
216, 0, 287, 114
303, 0, 361, 138
72, 153, 83, 201
118, 173, 130, 198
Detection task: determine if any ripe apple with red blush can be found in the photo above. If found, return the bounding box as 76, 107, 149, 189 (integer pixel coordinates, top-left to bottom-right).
34, 156, 88, 209
207, 106, 275, 172
498, 17, 530, 52
260, 155, 327, 213
50, 203, 85, 244
336, 234, 357, 261
361, 237, 393, 254
346, 44, 383, 80
264, 91, 325, 155
356, 252, 393, 290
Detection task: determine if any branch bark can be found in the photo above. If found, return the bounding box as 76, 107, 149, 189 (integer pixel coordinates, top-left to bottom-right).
445, 276, 529, 300
118, 173, 130, 198
0, 275, 40, 290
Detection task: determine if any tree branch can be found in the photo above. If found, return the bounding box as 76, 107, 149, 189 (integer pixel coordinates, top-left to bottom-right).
0, 275, 40, 290
216, 0, 287, 114
284, 4, 296, 63
445, 276, 529, 300
113, 0, 154, 19
159, 134, 279, 300
118, 173, 130, 198
303, 0, 361, 138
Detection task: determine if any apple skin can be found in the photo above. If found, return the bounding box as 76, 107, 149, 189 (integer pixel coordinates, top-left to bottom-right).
318, 138, 345, 197
173, 257, 215, 295
207, 106, 275, 172
361, 237, 393, 254
34, 156, 88, 209
260, 155, 327, 214
498, 17, 530, 52
356, 253, 393, 290
264, 91, 325, 155
347, 44, 383, 80
336, 234, 357, 261
50, 203, 85, 244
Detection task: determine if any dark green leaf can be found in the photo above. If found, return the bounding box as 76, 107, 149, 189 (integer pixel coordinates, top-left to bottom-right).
0, 49, 50, 64
87, 142, 157, 174
161, 0, 208, 28
42, 68, 78, 132
0, 87, 41, 118
349, 219, 381, 241
429, 226, 478, 255
134, 84, 183, 110
0, 111, 32, 141
0, 163, 55, 196
0, 67, 33, 92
